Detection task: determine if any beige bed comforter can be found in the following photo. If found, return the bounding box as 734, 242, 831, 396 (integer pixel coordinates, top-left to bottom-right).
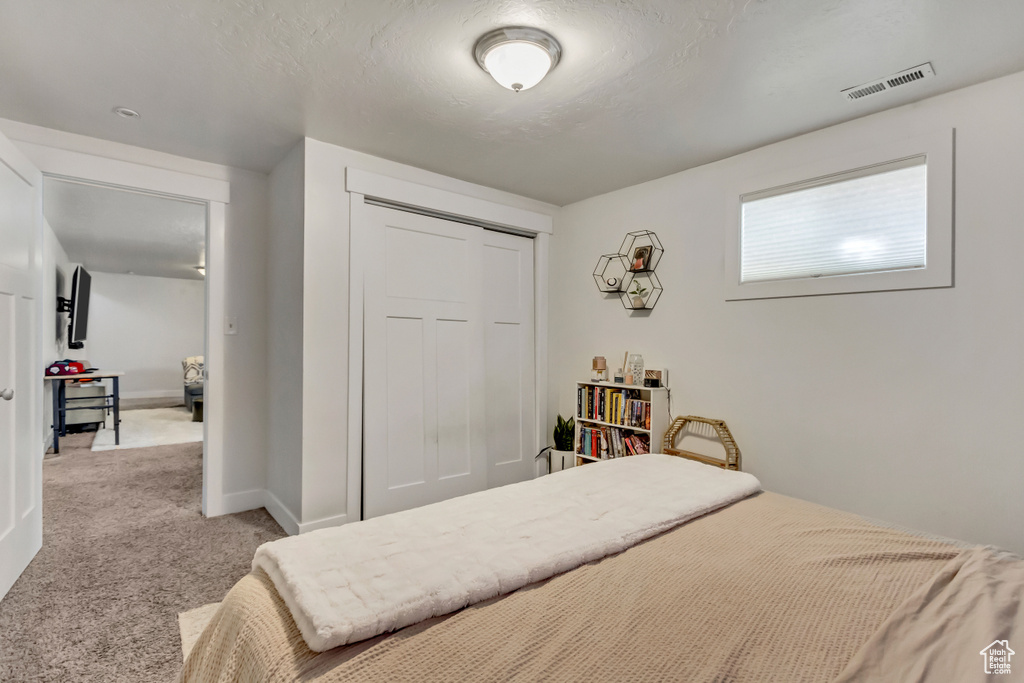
179, 493, 1016, 682
834, 545, 1024, 682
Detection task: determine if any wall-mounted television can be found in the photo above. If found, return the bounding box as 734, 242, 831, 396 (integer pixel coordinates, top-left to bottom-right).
63, 266, 91, 350
55, 267, 66, 344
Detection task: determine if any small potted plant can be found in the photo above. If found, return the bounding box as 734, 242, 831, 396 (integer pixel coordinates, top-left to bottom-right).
551, 414, 575, 472
629, 281, 648, 308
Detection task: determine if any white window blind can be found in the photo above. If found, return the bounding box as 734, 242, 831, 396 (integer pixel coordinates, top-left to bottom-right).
740, 157, 927, 284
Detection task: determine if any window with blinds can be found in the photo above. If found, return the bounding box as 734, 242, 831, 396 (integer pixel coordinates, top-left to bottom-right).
724, 130, 952, 301
740, 157, 927, 284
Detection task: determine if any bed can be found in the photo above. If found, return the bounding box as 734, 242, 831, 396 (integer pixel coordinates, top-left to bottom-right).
180, 456, 1024, 683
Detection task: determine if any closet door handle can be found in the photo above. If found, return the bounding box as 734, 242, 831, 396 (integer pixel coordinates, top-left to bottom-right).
1, 388, 13, 401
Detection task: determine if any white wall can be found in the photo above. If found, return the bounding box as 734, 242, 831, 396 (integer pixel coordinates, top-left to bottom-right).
78, 272, 204, 399
216, 164, 269, 505
2, 119, 270, 510
40, 219, 71, 449
550, 70, 1024, 555
266, 141, 305, 530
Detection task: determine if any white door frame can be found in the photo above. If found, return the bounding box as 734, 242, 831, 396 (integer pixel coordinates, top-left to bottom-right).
345, 168, 553, 522
15, 143, 231, 516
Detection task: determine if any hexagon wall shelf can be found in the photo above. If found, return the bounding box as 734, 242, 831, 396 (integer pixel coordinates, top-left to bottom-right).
618, 230, 664, 274
593, 253, 627, 293
592, 230, 664, 311
620, 271, 663, 311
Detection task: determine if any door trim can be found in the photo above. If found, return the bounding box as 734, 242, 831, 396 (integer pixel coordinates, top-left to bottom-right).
346, 170, 552, 523
13, 143, 231, 518
346, 168, 552, 235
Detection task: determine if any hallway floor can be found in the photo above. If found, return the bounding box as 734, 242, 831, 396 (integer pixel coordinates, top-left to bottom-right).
0, 432, 284, 682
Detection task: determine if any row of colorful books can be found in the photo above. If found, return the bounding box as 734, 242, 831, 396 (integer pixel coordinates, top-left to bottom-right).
577, 425, 651, 459
577, 386, 651, 429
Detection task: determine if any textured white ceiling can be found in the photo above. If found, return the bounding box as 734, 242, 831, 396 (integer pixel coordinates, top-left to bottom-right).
4, 1, 1024, 205
43, 178, 206, 281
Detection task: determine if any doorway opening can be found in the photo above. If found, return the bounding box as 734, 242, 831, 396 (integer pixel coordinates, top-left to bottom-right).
43, 175, 208, 448
38, 169, 228, 516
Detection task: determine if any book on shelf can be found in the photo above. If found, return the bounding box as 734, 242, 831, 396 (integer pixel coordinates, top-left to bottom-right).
577, 424, 651, 459
577, 385, 651, 430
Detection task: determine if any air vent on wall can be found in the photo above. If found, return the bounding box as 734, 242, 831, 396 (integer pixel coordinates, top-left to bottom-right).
841, 63, 935, 102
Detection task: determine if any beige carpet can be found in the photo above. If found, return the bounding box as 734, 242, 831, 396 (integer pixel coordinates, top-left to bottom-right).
178, 602, 221, 660
0, 431, 285, 682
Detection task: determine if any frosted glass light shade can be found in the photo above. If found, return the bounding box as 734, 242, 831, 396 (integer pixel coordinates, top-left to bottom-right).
475, 27, 561, 92
484, 42, 552, 91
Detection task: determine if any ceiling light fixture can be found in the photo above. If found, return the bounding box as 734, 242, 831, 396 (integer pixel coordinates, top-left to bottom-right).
474, 26, 561, 92
112, 106, 140, 119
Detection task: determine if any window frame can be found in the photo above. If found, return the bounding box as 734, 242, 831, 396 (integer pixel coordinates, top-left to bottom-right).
724, 129, 953, 301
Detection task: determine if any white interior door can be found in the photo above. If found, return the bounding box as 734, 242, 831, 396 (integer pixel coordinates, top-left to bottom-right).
483, 231, 536, 488
363, 206, 486, 518
0, 132, 42, 601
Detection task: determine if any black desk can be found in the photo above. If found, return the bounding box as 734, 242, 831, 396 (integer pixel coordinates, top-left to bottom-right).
44, 371, 122, 454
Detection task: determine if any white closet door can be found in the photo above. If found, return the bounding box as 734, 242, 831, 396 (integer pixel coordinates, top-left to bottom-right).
363, 206, 486, 519
483, 231, 536, 488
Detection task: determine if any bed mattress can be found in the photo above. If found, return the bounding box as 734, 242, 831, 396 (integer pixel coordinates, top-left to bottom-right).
180, 491, 1020, 682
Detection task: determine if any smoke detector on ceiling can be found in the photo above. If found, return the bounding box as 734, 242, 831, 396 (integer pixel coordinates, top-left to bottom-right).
112, 106, 140, 119
841, 63, 935, 102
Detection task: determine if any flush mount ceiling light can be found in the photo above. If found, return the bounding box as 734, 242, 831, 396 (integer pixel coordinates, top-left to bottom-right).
474, 26, 561, 92
112, 106, 140, 119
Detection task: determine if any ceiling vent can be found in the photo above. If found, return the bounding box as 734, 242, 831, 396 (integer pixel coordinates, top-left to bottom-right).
841, 63, 935, 102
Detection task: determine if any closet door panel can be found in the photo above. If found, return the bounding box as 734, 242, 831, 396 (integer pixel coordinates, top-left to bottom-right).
483, 233, 536, 487
384, 316, 427, 488
485, 322, 522, 466
363, 205, 485, 519
435, 318, 472, 480
384, 225, 467, 302
482, 242, 521, 315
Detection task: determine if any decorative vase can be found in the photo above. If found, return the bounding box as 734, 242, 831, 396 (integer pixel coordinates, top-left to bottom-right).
628, 354, 644, 386
632, 295, 644, 308
550, 449, 576, 473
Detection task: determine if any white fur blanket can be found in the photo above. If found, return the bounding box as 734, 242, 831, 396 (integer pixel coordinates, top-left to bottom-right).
252, 454, 762, 652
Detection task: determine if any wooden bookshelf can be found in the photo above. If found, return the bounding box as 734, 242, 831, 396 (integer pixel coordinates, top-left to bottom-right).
574, 380, 669, 465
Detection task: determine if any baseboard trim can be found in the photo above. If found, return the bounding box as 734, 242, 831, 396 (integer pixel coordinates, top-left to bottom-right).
121, 389, 181, 400
297, 511, 349, 535
219, 488, 266, 515
120, 396, 185, 410
263, 490, 300, 536
206, 488, 349, 537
